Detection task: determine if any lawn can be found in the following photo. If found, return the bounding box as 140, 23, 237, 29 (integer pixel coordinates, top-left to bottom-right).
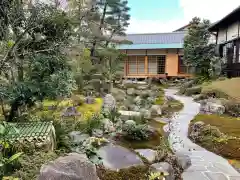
202, 78, 240, 101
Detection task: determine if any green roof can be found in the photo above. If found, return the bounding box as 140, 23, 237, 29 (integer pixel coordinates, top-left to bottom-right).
117, 43, 183, 50
4, 121, 54, 142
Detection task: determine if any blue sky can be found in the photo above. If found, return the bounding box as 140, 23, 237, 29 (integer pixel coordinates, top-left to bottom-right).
127, 0, 240, 33
128, 0, 184, 21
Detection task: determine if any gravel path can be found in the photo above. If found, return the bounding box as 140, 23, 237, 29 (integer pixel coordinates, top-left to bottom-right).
165, 89, 240, 180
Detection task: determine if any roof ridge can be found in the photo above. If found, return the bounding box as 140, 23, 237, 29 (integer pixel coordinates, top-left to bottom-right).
126, 31, 185, 36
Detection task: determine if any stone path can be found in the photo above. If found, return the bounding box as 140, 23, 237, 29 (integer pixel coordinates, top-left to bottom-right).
165, 89, 240, 180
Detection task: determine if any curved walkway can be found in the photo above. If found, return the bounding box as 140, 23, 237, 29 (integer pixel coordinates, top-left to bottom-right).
165, 89, 240, 180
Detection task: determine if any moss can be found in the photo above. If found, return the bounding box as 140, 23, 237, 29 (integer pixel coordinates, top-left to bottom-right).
97, 165, 149, 180
201, 78, 240, 101
191, 114, 240, 137
190, 114, 240, 160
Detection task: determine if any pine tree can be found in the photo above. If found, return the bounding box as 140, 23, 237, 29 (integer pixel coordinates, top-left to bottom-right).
184, 17, 215, 77
89, 0, 130, 61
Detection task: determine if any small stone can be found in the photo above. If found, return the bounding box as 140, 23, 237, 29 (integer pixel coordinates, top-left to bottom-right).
150, 162, 174, 180
176, 153, 191, 170
150, 105, 162, 116
127, 88, 135, 95
125, 120, 136, 127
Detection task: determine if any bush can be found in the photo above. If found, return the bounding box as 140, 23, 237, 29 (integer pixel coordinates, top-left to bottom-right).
184, 86, 202, 96
123, 124, 150, 141
12, 151, 59, 180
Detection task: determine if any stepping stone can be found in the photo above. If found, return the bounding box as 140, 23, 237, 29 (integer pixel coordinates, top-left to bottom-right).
97, 144, 143, 171
204, 172, 228, 180
182, 171, 209, 180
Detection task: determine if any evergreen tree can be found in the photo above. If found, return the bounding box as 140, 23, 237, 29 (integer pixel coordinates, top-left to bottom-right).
184, 17, 215, 77
89, 0, 130, 62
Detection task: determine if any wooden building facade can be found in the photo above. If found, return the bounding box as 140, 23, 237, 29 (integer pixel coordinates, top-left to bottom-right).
209, 6, 240, 77
117, 32, 193, 78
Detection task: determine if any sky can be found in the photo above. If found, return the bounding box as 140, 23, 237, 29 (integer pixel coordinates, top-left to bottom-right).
127, 0, 240, 33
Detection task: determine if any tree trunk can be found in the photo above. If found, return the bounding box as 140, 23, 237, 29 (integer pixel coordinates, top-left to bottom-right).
90, 2, 108, 62
0, 99, 7, 120
8, 100, 20, 122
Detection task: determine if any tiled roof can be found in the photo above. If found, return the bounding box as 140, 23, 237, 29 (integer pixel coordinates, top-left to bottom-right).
122, 31, 185, 45
5, 121, 54, 142
118, 43, 183, 50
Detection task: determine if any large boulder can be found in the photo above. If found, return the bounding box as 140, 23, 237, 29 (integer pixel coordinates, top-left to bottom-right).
102, 94, 116, 111
200, 98, 225, 115
38, 153, 99, 180
97, 144, 144, 171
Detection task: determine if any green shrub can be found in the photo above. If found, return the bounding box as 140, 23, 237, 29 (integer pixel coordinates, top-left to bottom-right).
123, 124, 150, 141
184, 86, 202, 96
12, 151, 59, 180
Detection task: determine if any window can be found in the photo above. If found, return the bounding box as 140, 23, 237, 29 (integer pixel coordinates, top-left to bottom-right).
157, 55, 166, 74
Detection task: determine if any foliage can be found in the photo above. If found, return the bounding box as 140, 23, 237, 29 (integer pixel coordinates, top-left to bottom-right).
184, 17, 215, 77
90, 0, 131, 58
0, 122, 23, 178
0, 3, 76, 122
123, 124, 150, 141
148, 172, 168, 180
102, 108, 121, 124
12, 151, 58, 180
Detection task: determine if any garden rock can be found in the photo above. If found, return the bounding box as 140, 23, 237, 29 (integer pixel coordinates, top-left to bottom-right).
137, 85, 148, 90
112, 88, 126, 101
119, 110, 141, 121
135, 149, 157, 163
103, 94, 116, 111
92, 129, 104, 138
150, 105, 162, 116
85, 96, 95, 104
69, 131, 90, 144
38, 153, 99, 180
133, 96, 142, 105
62, 106, 81, 117
200, 99, 225, 115
175, 153, 191, 170
140, 109, 151, 119
127, 88, 135, 95
102, 119, 115, 133
150, 162, 174, 180
97, 144, 144, 170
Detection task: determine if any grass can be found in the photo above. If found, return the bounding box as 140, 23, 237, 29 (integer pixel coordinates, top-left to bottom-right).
190, 114, 240, 160
35, 97, 103, 121
202, 78, 240, 101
